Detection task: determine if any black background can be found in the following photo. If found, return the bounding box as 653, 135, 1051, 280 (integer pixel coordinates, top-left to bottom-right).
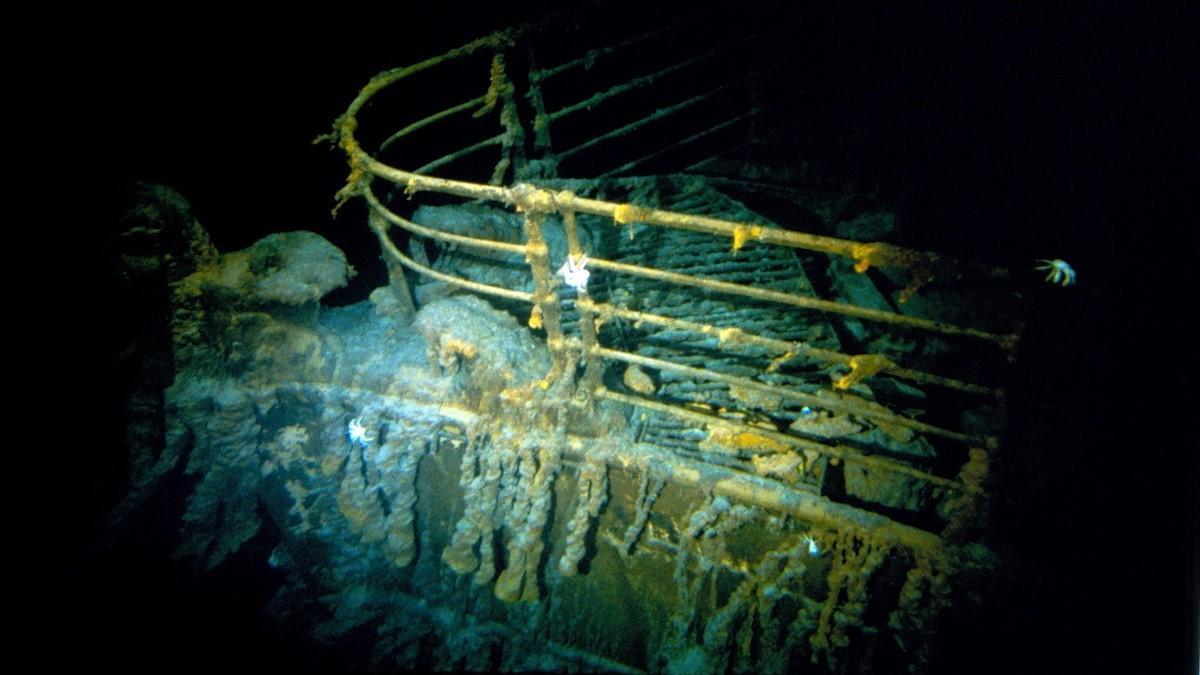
43, 2, 1194, 673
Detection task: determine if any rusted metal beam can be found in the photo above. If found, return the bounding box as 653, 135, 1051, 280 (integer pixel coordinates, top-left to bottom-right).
369, 210, 416, 314
579, 432, 948, 551
593, 346, 982, 446
558, 82, 737, 160
413, 133, 506, 176
547, 40, 742, 122
380, 96, 488, 151
531, 22, 681, 83
596, 110, 757, 177
562, 208, 605, 397
584, 254, 1007, 345
521, 211, 568, 376
365, 187, 527, 256
369, 214, 534, 304
580, 299, 999, 398
597, 387, 974, 495
356, 169, 1013, 348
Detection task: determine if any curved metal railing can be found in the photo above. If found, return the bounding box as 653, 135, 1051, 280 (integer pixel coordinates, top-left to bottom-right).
321, 13, 1022, 544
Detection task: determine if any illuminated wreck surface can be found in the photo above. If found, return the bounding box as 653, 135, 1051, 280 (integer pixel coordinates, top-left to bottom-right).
102, 165, 1012, 672
68, 3, 1190, 674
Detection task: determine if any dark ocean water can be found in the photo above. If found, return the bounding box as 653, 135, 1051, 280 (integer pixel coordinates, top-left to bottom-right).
52, 2, 1192, 672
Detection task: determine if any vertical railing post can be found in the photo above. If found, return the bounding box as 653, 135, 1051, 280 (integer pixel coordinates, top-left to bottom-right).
521, 210, 569, 386
368, 208, 416, 316
486, 51, 527, 186
523, 48, 558, 180
559, 196, 603, 404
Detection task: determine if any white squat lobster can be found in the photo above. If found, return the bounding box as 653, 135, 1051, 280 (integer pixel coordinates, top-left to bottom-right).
347, 417, 374, 447
802, 533, 822, 558
1035, 259, 1076, 286
558, 254, 590, 292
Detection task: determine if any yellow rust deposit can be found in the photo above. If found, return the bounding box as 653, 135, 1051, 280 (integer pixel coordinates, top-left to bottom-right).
612, 203, 651, 224
766, 348, 798, 373
499, 384, 536, 404
705, 423, 794, 454
833, 353, 894, 390
622, 364, 656, 395
850, 242, 939, 302
434, 336, 479, 368
730, 224, 763, 252
716, 326, 744, 348
613, 203, 649, 240
750, 451, 805, 483
729, 383, 782, 411
511, 183, 557, 214
850, 241, 934, 274
473, 54, 508, 118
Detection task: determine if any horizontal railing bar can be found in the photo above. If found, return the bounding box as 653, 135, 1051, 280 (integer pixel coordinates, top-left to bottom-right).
596, 386, 975, 494
581, 299, 998, 398
412, 133, 505, 175
532, 21, 681, 83
358, 163, 850, 270
380, 95, 488, 151
271, 382, 944, 550
569, 407, 947, 549
548, 39, 744, 122
596, 110, 756, 178
585, 255, 1004, 344
364, 187, 528, 256
332, 31, 522, 130
558, 81, 736, 160
354, 165, 1014, 347
368, 209, 534, 303
593, 346, 981, 446
363, 158, 511, 202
